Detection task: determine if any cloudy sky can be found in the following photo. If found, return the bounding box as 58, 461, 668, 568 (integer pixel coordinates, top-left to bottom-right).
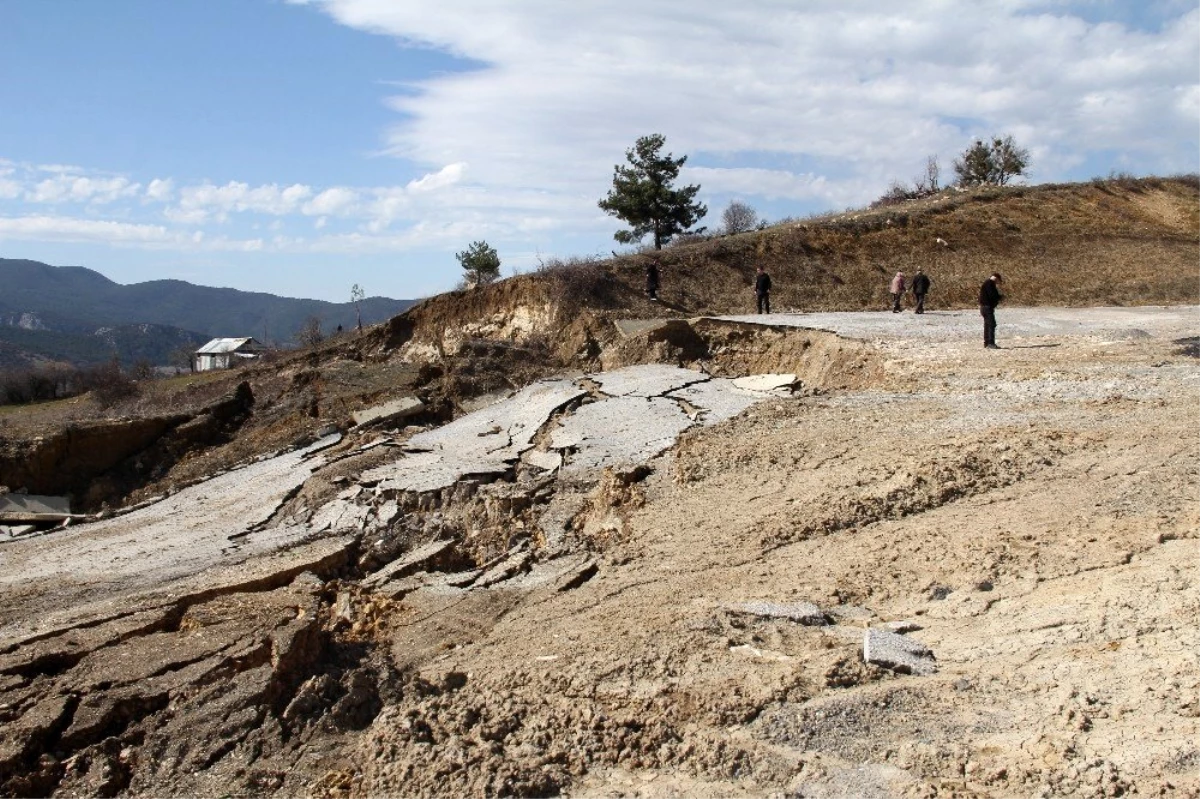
1, 1, 1196, 302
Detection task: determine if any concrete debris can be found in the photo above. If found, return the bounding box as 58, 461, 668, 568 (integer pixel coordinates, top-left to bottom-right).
376, 573, 430, 600
732, 373, 801, 394
476, 548, 533, 588
337, 485, 364, 501
827, 604, 875, 623
730, 643, 795, 662
352, 396, 425, 428
363, 539, 457, 589
504, 555, 598, 592
612, 318, 680, 338
308, 498, 371, 534
0, 493, 73, 523
441, 568, 483, 587
0, 524, 37, 539
863, 628, 938, 676
375, 500, 402, 527
730, 600, 828, 626
523, 449, 563, 472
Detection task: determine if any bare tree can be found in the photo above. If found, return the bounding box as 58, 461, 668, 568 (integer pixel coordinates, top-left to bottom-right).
915, 155, 941, 193
350, 283, 365, 332
296, 315, 324, 348
721, 200, 759, 234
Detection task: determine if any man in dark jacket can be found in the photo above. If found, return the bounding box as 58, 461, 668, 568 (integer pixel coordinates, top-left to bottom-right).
979, 273, 1004, 348
645, 258, 660, 301
911, 268, 932, 314
754, 265, 772, 314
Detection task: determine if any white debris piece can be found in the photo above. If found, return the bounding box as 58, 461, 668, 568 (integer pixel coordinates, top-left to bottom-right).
863, 628, 937, 675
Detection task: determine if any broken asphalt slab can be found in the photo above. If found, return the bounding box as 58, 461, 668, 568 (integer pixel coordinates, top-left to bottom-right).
361, 379, 586, 494
0, 436, 341, 625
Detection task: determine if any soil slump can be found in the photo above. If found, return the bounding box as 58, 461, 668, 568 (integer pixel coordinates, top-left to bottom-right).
0, 309, 1197, 797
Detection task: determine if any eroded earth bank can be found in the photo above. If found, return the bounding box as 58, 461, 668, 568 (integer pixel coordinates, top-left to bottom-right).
1, 307, 1197, 798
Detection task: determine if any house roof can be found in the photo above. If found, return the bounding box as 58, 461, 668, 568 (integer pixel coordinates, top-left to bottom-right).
196, 337, 261, 355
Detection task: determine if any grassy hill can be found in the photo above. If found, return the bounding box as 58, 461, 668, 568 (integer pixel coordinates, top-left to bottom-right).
392, 176, 1197, 356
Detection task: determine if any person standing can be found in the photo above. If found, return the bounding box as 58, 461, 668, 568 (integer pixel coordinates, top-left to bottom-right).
754, 265, 772, 314
911, 268, 932, 314
645, 258, 660, 301
979, 272, 1004, 348
889, 271, 906, 312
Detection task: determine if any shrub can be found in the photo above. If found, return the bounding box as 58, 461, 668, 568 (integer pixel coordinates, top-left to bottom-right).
536, 255, 617, 311
84, 359, 140, 408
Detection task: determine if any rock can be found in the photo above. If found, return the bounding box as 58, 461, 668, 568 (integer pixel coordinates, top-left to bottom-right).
730, 600, 828, 626
880, 619, 923, 634
863, 628, 937, 676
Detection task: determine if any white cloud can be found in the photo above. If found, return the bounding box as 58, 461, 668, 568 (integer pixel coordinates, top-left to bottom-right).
302, 186, 360, 216
29, 174, 141, 204
0, 215, 173, 243
177, 181, 315, 216
405, 162, 466, 192
146, 178, 175, 202
306, 0, 1198, 205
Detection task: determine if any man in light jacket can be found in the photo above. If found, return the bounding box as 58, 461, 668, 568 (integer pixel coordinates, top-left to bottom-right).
889, 271, 906, 313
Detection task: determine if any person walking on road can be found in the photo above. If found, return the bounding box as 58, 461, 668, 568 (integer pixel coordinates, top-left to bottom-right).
754, 265, 772, 314
645, 258, 660, 302
911, 268, 932, 314
889, 271, 906, 312
979, 272, 1004, 348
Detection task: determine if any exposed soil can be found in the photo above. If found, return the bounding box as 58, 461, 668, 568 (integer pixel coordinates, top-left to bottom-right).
1, 304, 1196, 798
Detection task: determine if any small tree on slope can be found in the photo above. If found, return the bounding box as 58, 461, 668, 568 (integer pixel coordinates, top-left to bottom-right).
953, 135, 1031, 186
456, 240, 502, 286
598, 133, 707, 250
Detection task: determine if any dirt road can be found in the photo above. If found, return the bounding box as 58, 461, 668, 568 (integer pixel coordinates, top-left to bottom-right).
0, 306, 1196, 798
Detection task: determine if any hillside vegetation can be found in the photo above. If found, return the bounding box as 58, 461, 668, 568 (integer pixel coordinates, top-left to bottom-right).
425, 176, 1198, 330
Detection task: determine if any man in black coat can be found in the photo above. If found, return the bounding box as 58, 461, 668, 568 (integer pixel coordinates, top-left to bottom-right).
645, 258, 660, 301
979, 273, 1004, 348
911, 268, 932, 314
754, 265, 772, 314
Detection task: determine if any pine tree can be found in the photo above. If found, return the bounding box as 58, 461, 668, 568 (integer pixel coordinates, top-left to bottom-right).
598, 134, 707, 249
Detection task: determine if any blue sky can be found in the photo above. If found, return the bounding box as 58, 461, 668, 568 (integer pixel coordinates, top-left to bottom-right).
1, 0, 1196, 302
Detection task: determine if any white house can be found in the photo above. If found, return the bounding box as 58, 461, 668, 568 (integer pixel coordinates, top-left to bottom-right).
194, 337, 265, 371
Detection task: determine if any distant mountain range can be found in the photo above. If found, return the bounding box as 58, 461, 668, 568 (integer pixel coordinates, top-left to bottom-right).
0, 258, 416, 369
